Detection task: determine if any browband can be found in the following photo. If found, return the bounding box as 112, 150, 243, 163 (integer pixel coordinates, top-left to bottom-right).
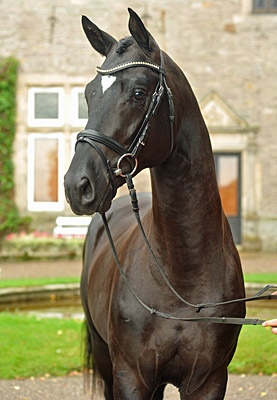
96, 60, 166, 76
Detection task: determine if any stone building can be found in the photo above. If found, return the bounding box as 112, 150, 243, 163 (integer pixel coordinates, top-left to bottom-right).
0, 0, 276, 251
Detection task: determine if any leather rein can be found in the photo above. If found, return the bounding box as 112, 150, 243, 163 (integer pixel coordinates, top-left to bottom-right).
76, 52, 277, 326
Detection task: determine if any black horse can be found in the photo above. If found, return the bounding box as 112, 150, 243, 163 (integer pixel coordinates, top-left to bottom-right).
64, 9, 245, 399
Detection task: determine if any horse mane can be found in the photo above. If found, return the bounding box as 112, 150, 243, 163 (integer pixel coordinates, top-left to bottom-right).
116, 37, 135, 54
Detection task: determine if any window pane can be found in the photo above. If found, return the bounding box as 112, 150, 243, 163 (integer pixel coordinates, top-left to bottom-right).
34, 139, 58, 202
253, 0, 277, 11
217, 156, 239, 217
78, 92, 88, 119
34, 92, 59, 119
254, 0, 267, 9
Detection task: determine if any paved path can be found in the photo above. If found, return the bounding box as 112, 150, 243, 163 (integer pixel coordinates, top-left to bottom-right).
0, 373, 276, 400
1, 251, 277, 280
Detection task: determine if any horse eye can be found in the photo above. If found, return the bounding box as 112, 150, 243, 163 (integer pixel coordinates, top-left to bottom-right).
133, 90, 146, 102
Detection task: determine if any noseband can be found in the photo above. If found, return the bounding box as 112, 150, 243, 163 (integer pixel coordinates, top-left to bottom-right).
75, 51, 174, 196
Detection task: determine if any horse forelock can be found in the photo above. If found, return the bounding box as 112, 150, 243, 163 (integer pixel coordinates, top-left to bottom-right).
116, 37, 135, 54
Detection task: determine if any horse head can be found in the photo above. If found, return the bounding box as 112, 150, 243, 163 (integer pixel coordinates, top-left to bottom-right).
64, 9, 176, 215
65, 9, 176, 214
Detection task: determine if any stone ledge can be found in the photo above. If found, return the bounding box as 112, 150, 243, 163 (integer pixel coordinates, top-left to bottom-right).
1, 282, 274, 310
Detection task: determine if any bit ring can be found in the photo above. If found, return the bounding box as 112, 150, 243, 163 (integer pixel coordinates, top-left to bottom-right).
116, 153, 138, 178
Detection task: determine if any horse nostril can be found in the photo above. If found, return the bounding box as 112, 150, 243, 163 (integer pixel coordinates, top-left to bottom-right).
78, 178, 95, 204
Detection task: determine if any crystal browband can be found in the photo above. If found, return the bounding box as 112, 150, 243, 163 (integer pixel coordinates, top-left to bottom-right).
96, 60, 166, 75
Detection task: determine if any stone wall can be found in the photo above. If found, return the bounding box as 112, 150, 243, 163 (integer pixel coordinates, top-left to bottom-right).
0, 0, 276, 250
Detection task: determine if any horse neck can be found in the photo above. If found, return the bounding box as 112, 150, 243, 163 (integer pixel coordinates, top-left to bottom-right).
149, 99, 224, 270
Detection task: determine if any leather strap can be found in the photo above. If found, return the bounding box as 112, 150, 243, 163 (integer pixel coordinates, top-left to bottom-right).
101, 212, 271, 326
77, 130, 128, 156
76, 135, 117, 197
151, 310, 266, 325
100, 174, 277, 326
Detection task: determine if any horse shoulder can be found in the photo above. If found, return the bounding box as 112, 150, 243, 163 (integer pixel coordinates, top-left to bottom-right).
81, 193, 152, 338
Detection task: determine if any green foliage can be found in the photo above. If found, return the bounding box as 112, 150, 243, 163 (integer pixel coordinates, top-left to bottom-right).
228, 325, 277, 375
0, 276, 80, 289
0, 273, 275, 290
0, 311, 276, 379
2, 234, 84, 259
0, 313, 83, 379
0, 57, 30, 240
244, 273, 277, 284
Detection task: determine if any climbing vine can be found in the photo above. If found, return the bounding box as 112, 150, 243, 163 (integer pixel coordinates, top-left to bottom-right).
0, 57, 30, 240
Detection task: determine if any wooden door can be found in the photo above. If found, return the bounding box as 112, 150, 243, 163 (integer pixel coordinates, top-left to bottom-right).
214, 153, 241, 244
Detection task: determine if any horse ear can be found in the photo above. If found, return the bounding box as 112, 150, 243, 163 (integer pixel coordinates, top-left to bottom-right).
82, 15, 117, 56
128, 8, 158, 54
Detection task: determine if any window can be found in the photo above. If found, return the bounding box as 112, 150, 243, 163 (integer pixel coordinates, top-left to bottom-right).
71, 87, 88, 127
26, 83, 89, 212
28, 87, 64, 127
28, 133, 64, 211
216, 155, 240, 217
214, 153, 241, 244
253, 0, 277, 13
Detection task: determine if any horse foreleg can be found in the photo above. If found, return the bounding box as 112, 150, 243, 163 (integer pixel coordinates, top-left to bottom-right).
179, 368, 227, 400
113, 376, 153, 399
112, 361, 156, 400
152, 384, 166, 399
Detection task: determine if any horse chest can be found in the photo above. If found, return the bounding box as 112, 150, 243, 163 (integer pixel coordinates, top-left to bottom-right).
109, 307, 226, 386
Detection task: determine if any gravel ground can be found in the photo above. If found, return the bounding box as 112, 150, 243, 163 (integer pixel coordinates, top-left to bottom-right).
0, 373, 276, 399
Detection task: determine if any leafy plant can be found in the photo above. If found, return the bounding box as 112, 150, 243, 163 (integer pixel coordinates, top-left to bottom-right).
0, 57, 30, 241
2, 232, 84, 259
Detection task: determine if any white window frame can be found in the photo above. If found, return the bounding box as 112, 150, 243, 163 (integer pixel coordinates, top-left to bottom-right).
27, 133, 64, 211
71, 132, 78, 160
28, 87, 65, 127
71, 87, 88, 127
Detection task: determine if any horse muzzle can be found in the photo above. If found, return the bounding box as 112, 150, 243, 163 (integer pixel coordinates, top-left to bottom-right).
64, 173, 93, 213
64, 161, 114, 216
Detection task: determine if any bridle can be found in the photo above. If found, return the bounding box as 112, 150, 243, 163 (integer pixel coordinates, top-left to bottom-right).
76, 50, 174, 197
75, 51, 277, 326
